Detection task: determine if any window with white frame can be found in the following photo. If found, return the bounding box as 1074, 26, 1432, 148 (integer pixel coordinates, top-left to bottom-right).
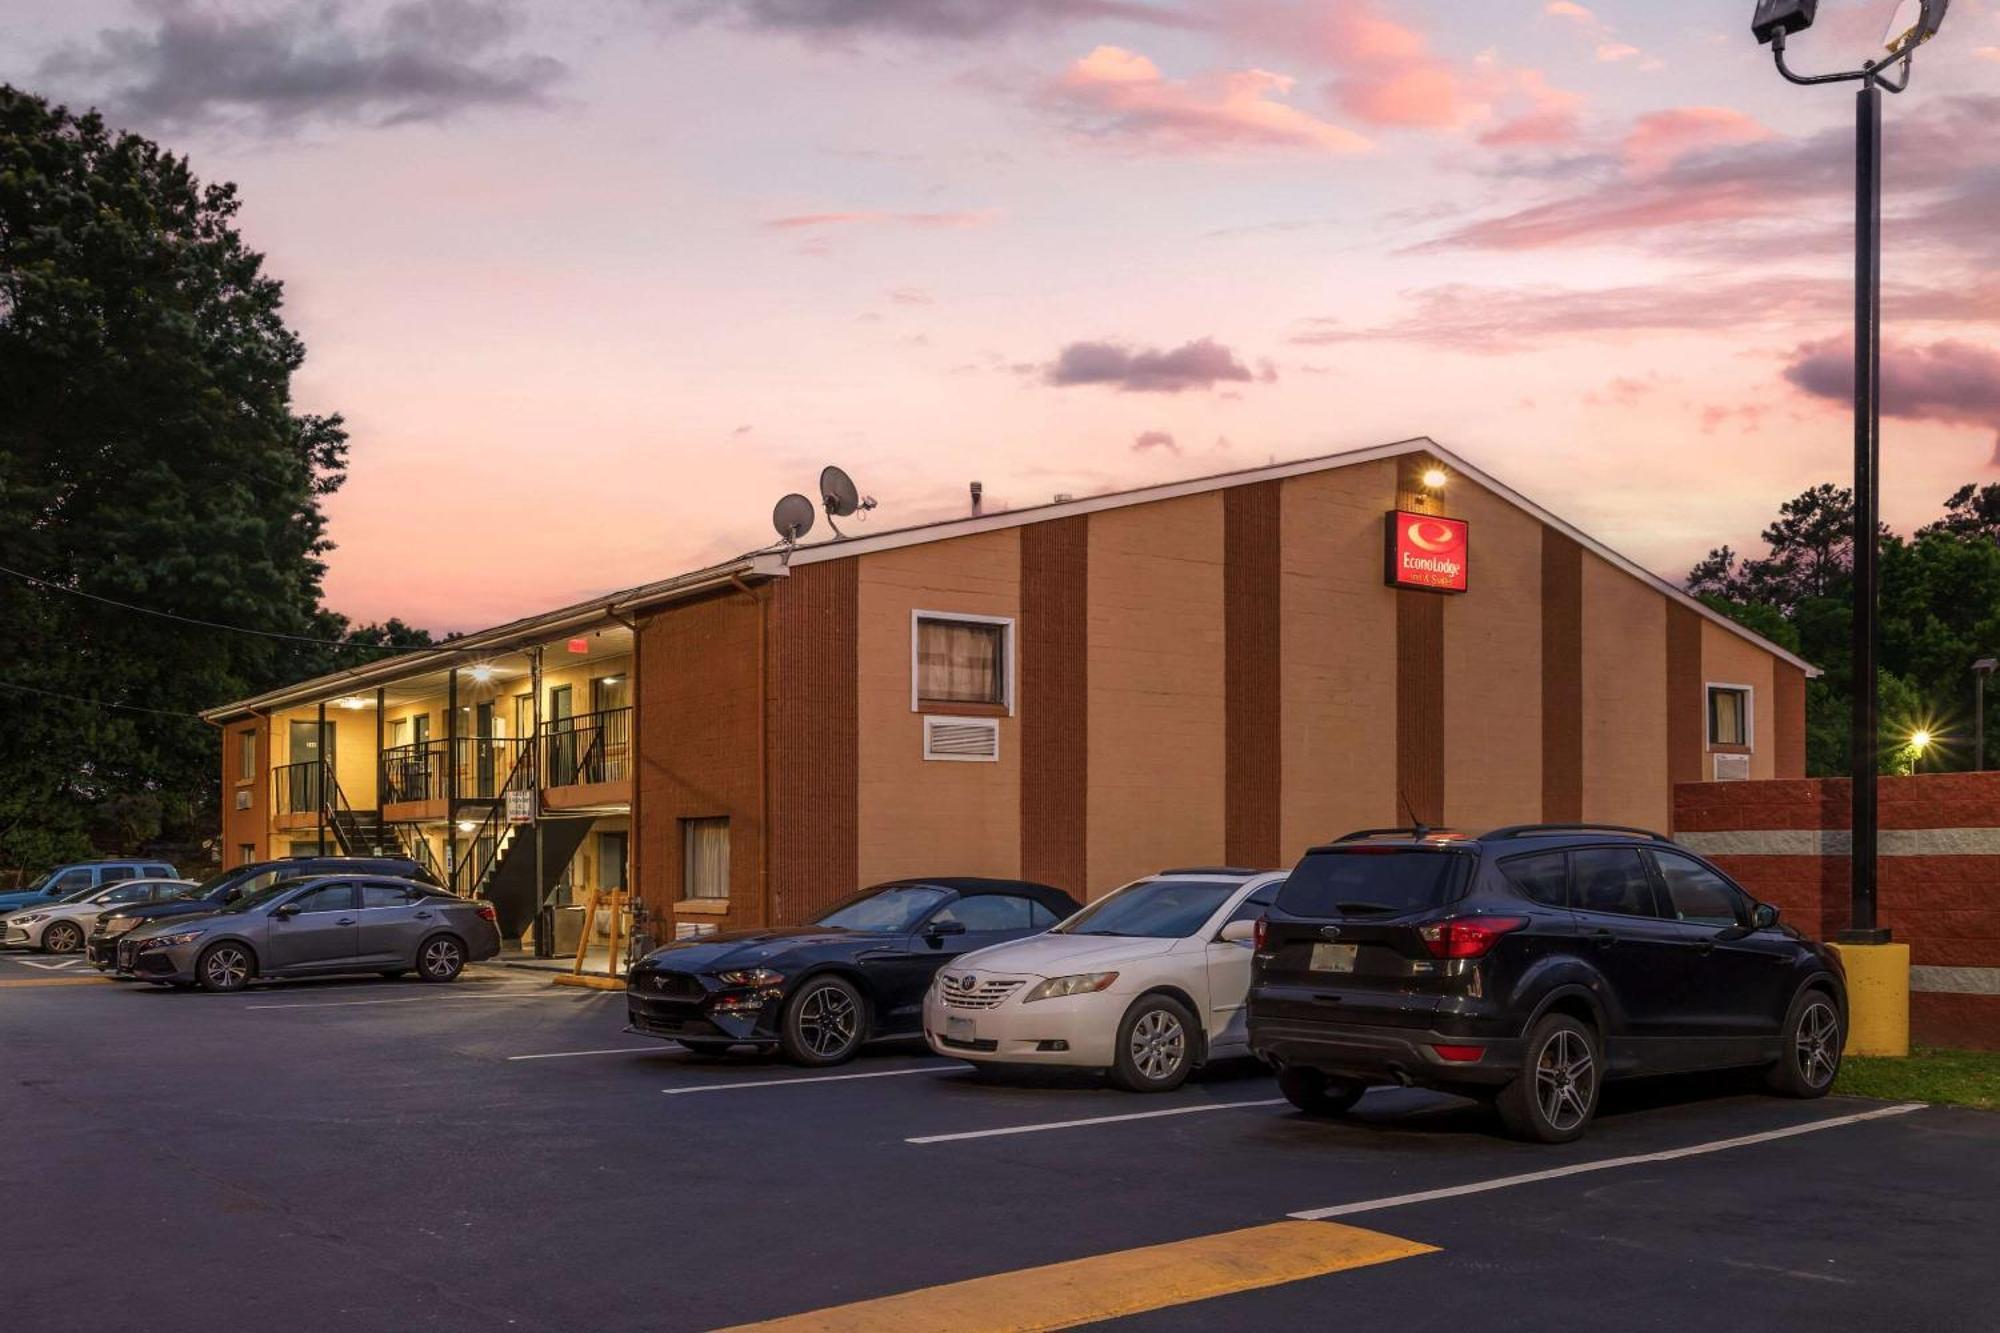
1707, 685, 1752, 748
912, 613, 1012, 710
682, 817, 730, 900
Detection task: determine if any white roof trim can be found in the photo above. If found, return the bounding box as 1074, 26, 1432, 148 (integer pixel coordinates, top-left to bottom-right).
204, 434, 1812, 720
776, 436, 1816, 676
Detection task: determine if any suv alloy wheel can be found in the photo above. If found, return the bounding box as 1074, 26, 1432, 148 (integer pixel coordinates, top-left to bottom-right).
1497, 1013, 1601, 1143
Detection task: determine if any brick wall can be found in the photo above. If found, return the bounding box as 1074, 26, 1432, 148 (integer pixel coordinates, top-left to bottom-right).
1675, 773, 2000, 1050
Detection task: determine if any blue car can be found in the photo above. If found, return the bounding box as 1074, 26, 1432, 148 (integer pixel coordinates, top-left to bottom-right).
0, 859, 180, 919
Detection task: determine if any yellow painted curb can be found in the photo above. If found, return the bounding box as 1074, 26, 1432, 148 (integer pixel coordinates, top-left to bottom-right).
1828, 941, 1910, 1058
0, 975, 113, 988
715, 1218, 1438, 1332
550, 974, 626, 991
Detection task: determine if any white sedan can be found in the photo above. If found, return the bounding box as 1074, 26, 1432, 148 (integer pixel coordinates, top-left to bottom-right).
2, 878, 194, 953
923, 869, 1285, 1092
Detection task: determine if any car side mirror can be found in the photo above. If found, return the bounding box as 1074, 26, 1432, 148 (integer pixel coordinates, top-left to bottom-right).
272, 903, 301, 920
1218, 919, 1257, 945
923, 920, 967, 945
1752, 902, 1780, 929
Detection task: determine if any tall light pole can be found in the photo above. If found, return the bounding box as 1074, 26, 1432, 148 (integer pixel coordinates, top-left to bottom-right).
1976, 658, 1997, 772
1754, 0, 1951, 945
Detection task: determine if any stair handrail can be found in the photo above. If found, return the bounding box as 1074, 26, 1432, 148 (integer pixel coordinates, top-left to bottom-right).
453, 735, 538, 899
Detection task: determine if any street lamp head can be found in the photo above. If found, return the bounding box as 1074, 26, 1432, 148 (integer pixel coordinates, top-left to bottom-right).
1974, 657, 1999, 674
1752, 0, 1817, 45
1910, 728, 1933, 752
1882, 0, 1949, 59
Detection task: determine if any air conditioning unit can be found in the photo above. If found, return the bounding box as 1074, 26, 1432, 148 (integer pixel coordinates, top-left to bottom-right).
1712, 752, 1751, 782
924, 715, 1000, 762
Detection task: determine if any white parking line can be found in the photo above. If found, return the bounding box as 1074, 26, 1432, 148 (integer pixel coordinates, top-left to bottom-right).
508, 1047, 664, 1062
244, 989, 558, 1011
1287, 1102, 1927, 1220
664, 1065, 966, 1095
907, 1097, 1288, 1145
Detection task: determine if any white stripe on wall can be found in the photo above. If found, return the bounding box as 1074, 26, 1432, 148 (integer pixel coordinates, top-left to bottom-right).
1911, 966, 2000, 997
1677, 828, 2000, 857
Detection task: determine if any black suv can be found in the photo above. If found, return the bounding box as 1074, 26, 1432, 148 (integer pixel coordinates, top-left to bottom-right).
87, 855, 443, 972
1247, 825, 1847, 1142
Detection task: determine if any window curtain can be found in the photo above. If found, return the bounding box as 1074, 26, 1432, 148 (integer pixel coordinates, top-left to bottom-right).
684, 818, 730, 900
918, 620, 1002, 704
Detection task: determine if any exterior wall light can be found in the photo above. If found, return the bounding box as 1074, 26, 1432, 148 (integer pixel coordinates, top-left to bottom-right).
336, 696, 367, 710
469, 664, 494, 683
1421, 467, 1449, 491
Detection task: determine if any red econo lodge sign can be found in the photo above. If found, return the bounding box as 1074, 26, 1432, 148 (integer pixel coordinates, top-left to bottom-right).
1384, 510, 1469, 593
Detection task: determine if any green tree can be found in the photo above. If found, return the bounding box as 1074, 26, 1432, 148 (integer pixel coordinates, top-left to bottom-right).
0, 86, 420, 874
1692, 484, 2000, 776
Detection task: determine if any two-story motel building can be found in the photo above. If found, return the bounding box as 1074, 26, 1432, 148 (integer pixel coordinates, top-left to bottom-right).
203, 439, 1812, 944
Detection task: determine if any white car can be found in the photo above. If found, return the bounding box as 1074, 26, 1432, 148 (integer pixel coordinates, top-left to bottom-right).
923, 869, 1285, 1092
3, 878, 195, 953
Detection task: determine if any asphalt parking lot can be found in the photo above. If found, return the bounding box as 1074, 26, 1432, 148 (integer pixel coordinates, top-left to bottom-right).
3, 954, 1995, 1332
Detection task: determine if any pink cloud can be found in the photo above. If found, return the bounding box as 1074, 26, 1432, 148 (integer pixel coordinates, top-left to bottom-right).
1213, 1, 1582, 146
1132, 429, 1179, 452
1045, 45, 1369, 154
1596, 42, 1640, 62
763, 209, 996, 229
1544, 2, 1596, 22
1622, 106, 1770, 175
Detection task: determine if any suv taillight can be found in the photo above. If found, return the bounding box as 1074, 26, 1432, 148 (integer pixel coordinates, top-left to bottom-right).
476, 903, 497, 923
1418, 916, 1527, 959
1253, 916, 1267, 950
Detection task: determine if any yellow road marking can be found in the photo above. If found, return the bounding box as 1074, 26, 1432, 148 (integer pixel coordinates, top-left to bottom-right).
716, 1219, 1436, 1332
0, 975, 113, 988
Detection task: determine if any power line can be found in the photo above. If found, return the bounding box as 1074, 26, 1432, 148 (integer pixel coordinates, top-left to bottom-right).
0, 561, 408, 653
0, 678, 207, 720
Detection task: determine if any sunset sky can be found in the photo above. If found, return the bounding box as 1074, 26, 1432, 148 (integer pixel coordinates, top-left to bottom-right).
6, 0, 1998, 631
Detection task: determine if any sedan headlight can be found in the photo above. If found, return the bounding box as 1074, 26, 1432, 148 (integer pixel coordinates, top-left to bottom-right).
12, 912, 49, 925
715, 968, 783, 987
141, 930, 205, 950
1022, 972, 1119, 1003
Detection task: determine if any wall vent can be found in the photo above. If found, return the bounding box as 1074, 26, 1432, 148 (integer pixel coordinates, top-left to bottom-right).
924, 715, 1000, 762
234, 789, 253, 810
1712, 752, 1751, 782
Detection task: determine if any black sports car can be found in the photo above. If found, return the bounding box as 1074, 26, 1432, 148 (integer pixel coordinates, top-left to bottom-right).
626, 877, 1081, 1065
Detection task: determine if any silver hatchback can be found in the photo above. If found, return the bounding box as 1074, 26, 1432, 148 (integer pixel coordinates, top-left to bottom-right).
119, 875, 502, 992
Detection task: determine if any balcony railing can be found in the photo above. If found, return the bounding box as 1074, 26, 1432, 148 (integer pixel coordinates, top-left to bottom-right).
382, 740, 449, 805
543, 706, 632, 788
455, 735, 530, 802
272, 759, 327, 820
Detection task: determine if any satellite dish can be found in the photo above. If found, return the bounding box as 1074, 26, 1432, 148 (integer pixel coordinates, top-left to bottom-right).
821, 465, 861, 517
772, 493, 816, 544
819, 465, 877, 537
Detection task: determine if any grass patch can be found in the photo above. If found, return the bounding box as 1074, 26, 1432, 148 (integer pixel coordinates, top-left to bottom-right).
1836, 1046, 2000, 1111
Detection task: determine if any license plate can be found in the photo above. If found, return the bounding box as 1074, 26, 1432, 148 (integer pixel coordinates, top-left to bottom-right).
946, 1015, 976, 1042
1310, 942, 1358, 973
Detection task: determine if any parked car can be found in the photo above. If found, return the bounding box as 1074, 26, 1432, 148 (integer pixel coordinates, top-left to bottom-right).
0, 859, 179, 917
921, 868, 1285, 1092
4, 879, 195, 953
627, 878, 1083, 1065
118, 875, 499, 992
1248, 824, 1848, 1143
88, 855, 442, 973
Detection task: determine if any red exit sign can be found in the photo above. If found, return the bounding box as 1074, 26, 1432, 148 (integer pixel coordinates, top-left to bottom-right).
1385, 510, 1469, 593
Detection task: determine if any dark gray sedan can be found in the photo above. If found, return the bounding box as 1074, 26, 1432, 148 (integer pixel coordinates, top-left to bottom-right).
118, 875, 502, 992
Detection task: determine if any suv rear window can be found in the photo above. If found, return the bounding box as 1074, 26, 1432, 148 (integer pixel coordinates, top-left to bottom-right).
1277, 850, 1468, 919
